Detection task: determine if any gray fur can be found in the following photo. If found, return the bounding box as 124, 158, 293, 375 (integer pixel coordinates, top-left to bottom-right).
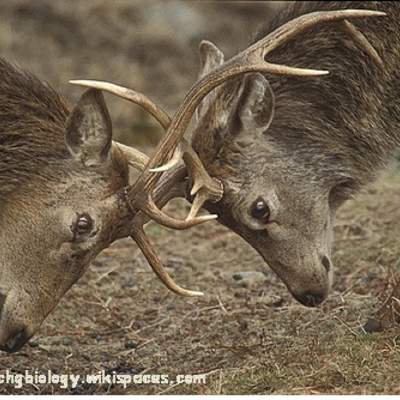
192, 1, 399, 305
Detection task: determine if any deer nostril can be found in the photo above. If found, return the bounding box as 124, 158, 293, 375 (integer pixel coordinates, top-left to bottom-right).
2, 328, 29, 353
0, 291, 6, 315
321, 255, 331, 273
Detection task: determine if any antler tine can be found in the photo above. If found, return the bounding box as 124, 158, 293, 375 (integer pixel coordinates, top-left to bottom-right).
70, 80, 185, 175
114, 142, 149, 171
131, 227, 204, 297
127, 9, 385, 202
131, 139, 222, 228
149, 145, 183, 173
182, 141, 223, 219
70, 80, 171, 130
149, 138, 223, 220
136, 192, 218, 230
341, 20, 384, 69
236, 10, 385, 66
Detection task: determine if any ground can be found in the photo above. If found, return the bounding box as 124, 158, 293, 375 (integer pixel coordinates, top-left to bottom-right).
0, 0, 400, 395
1, 168, 399, 395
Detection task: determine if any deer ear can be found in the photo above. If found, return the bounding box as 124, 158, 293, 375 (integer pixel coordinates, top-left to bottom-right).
65, 88, 112, 167
237, 73, 275, 134
198, 40, 225, 77
196, 40, 225, 121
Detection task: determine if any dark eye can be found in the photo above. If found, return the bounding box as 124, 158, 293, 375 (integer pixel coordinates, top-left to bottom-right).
250, 198, 270, 223
75, 214, 93, 235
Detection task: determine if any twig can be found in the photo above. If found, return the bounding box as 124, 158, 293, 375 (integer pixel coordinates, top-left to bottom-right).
334, 316, 360, 336
217, 295, 228, 314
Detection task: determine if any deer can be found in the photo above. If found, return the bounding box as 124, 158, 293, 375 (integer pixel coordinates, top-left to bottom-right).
0, 3, 388, 353
0, 58, 221, 352
79, 2, 394, 305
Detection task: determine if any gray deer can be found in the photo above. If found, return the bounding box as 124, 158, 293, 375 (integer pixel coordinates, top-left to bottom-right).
0, 2, 390, 353
86, 2, 394, 306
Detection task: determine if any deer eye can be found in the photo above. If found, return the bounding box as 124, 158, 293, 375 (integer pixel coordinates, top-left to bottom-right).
74, 214, 93, 236
250, 198, 270, 223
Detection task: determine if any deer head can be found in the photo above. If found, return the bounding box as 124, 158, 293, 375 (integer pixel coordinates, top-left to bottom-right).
0, 76, 215, 352
77, 9, 385, 310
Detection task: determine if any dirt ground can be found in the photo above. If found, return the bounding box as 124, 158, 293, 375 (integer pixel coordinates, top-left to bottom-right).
1, 167, 400, 395
1, 0, 400, 395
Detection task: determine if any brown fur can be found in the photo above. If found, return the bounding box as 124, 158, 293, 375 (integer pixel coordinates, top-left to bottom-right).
0, 58, 69, 203
0, 63, 131, 352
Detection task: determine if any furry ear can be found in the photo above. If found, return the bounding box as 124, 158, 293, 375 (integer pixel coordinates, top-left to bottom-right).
237, 73, 275, 135
65, 89, 112, 167
196, 40, 225, 121
198, 40, 225, 77
192, 73, 274, 166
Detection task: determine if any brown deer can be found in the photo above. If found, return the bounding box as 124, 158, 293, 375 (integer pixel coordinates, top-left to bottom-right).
0, 4, 387, 352
81, 2, 392, 308
0, 58, 220, 352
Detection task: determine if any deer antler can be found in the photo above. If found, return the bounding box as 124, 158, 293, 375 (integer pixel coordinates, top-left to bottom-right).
125, 9, 385, 201
341, 20, 384, 69
71, 9, 385, 298
113, 142, 149, 171
71, 80, 223, 224
70, 80, 216, 296
131, 226, 204, 297
70, 80, 171, 129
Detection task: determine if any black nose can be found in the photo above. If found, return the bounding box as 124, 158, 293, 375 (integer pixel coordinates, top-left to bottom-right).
293, 291, 326, 307
0, 328, 30, 353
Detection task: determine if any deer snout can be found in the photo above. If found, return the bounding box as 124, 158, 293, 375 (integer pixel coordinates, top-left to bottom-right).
290, 255, 333, 307
0, 327, 31, 353
0, 290, 35, 353
270, 252, 332, 308
292, 290, 327, 307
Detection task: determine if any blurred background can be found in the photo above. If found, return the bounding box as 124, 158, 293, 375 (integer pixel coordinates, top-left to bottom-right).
0, 0, 280, 148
